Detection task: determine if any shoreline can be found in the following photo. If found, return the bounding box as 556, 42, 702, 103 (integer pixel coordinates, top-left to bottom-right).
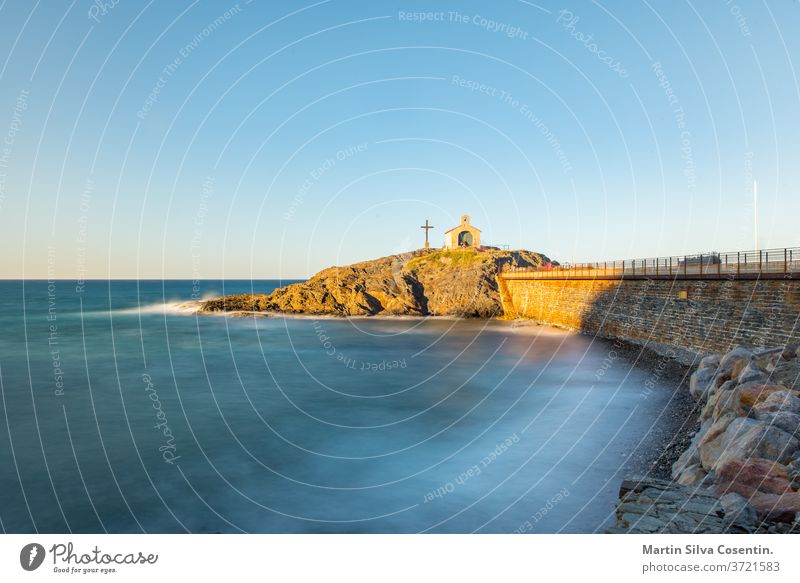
602, 337, 701, 482
609, 343, 800, 533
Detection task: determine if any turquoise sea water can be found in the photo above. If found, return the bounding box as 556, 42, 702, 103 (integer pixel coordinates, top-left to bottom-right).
0, 280, 678, 533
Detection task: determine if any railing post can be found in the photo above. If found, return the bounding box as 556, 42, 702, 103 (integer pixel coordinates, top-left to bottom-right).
684, 256, 687, 276
785, 248, 788, 274
737, 252, 741, 275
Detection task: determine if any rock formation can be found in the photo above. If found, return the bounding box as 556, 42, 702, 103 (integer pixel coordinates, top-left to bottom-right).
612, 343, 800, 533
608, 478, 751, 533
199, 247, 551, 317
673, 344, 800, 524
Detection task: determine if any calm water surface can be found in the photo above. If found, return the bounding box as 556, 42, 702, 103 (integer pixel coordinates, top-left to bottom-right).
0, 280, 677, 533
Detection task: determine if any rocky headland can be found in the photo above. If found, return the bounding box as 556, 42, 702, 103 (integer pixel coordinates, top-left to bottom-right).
199, 247, 551, 317
612, 344, 800, 533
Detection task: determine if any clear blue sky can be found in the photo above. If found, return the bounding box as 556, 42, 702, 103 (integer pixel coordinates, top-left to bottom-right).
1, 0, 798, 278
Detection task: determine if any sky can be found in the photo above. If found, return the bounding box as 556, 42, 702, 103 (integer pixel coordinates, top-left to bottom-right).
0, 0, 798, 279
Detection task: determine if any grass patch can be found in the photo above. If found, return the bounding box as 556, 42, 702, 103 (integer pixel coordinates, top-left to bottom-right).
406, 248, 487, 271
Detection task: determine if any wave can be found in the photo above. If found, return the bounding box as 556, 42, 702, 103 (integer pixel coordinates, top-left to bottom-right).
109, 300, 204, 316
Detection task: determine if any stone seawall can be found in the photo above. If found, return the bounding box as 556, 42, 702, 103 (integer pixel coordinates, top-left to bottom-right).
500, 277, 800, 360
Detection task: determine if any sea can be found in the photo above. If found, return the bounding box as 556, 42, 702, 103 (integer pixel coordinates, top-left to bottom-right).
0, 279, 680, 533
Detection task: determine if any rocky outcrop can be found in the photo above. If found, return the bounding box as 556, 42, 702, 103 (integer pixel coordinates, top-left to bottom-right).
672, 344, 800, 524
609, 476, 800, 533
199, 248, 552, 317
608, 478, 751, 533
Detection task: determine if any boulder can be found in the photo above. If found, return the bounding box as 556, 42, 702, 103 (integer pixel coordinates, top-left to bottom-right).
737, 362, 769, 385
698, 416, 746, 470
720, 346, 754, 369
712, 370, 735, 393
754, 350, 783, 372
754, 411, 800, 436
676, 464, 707, 486
699, 354, 721, 369
747, 490, 800, 523
790, 466, 800, 489
714, 456, 792, 496
719, 492, 758, 530
717, 347, 754, 381
709, 383, 744, 423
751, 389, 800, 416
672, 448, 697, 478
738, 383, 798, 408
770, 359, 800, 391
699, 380, 736, 421
725, 419, 799, 465
689, 365, 716, 401
701, 417, 799, 469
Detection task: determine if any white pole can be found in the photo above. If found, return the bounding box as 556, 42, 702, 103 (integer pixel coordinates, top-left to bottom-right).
753, 179, 759, 252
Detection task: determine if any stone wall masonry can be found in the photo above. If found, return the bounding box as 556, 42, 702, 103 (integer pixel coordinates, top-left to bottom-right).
500, 276, 800, 359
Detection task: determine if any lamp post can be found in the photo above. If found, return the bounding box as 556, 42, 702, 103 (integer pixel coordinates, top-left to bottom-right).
753, 179, 759, 252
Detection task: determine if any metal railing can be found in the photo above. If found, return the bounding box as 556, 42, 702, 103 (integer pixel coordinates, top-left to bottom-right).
500, 246, 800, 280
